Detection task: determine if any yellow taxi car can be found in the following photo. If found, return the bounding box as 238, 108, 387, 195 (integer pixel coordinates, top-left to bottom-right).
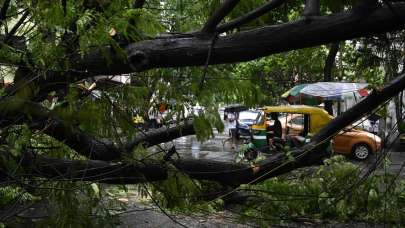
251, 105, 381, 160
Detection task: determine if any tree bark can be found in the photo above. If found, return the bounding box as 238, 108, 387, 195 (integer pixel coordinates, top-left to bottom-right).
0, 0, 11, 24
17, 144, 327, 186
302, 0, 320, 17
79, 3, 405, 75
4, 11, 29, 44
21, 151, 168, 184
6, 3, 405, 88
216, 0, 286, 33
133, 0, 145, 9
126, 120, 195, 151
43, 119, 195, 161
323, 43, 340, 115
201, 0, 240, 34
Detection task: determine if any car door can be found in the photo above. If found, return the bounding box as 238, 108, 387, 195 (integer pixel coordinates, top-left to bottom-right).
332, 129, 356, 154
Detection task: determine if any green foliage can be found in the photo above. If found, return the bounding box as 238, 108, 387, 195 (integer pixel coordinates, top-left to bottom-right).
153, 171, 199, 209
193, 107, 224, 141
1, 0, 405, 226
0, 45, 20, 65
399, 121, 405, 133
37, 182, 120, 227
6, 124, 32, 157
240, 156, 405, 226
0, 186, 34, 208
152, 172, 224, 214
130, 144, 148, 161
321, 0, 355, 13
233, 47, 327, 105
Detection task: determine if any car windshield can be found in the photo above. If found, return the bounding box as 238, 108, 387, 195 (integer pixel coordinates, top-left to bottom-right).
255, 111, 265, 125
239, 111, 259, 121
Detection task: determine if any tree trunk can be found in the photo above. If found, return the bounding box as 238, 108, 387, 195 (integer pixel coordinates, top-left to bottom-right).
323, 43, 340, 115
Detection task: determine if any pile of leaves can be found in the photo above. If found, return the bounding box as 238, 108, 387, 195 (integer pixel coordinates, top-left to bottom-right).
239, 156, 405, 226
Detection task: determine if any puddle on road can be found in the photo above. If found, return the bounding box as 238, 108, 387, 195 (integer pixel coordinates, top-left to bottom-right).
172, 127, 243, 162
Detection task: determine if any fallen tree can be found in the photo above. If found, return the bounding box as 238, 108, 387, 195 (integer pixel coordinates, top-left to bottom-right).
0, 0, 405, 191
9, 68, 405, 187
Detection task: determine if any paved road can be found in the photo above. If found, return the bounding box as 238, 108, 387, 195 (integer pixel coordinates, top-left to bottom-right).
119, 205, 249, 228
174, 131, 238, 162
375, 139, 405, 177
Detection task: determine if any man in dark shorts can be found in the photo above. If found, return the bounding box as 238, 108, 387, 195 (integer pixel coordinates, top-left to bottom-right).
266, 112, 282, 148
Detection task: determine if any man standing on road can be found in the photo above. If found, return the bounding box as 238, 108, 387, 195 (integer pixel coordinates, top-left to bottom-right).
266, 112, 282, 147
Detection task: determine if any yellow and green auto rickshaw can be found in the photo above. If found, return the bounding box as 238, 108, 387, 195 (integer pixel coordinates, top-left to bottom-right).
246, 105, 381, 161
250, 105, 333, 152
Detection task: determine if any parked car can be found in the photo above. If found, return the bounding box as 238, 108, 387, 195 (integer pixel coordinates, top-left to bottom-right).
251, 105, 381, 160
236, 110, 260, 138
286, 114, 381, 160
332, 128, 381, 160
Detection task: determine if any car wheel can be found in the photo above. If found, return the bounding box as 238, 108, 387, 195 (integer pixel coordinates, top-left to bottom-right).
352, 143, 371, 160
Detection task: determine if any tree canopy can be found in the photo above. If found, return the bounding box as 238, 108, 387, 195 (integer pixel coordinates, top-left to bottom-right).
1, 0, 405, 226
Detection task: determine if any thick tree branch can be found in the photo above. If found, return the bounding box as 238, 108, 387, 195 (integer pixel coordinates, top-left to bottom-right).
21, 151, 168, 184
42, 119, 124, 161
302, 0, 320, 17
216, 0, 286, 33
0, 35, 26, 50
133, 0, 145, 9
17, 144, 326, 186
45, 118, 195, 161
126, 120, 195, 151
4, 11, 29, 44
355, 0, 380, 14
71, 3, 405, 76
6, 3, 405, 88
201, 0, 241, 34
324, 43, 339, 81
0, 99, 118, 160
323, 42, 340, 115
0, 0, 11, 23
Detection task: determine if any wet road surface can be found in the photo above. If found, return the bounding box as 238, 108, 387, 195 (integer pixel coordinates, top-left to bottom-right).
174, 130, 239, 162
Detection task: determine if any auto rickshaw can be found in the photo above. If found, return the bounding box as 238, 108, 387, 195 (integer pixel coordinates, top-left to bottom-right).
249, 105, 333, 155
